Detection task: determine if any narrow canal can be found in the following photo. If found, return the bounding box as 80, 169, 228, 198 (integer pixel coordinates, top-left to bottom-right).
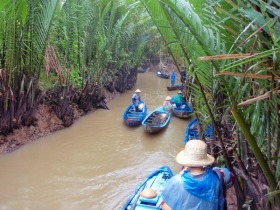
0, 72, 190, 209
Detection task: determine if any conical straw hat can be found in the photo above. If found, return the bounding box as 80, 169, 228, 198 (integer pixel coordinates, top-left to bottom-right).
140, 187, 157, 198
165, 96, 171, 101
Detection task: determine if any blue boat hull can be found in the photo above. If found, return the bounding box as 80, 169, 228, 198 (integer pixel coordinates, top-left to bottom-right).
142, 107, 171, 133
137, 68, 146, 73
185, 118, 214, 143
123, 104, 147, 127
166, 84, 182, 91
122, 166, 174, 210
156, 71, 170, 79
171, 101, 193, 119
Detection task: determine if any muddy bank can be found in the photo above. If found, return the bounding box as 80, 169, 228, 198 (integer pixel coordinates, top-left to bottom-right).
0, 63, 177, 155
0, 87, 119, 154
0, 66, 138, 154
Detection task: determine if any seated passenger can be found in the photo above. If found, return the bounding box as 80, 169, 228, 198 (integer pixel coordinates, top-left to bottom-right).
162, 140, 235, 210
162, 96, 172, 111
173, 90, 183, 107
132, 89, 141, 111
138, 101, 145, 112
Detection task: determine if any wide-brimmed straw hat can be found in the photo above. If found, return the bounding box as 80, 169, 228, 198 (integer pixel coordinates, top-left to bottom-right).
165, 96, 171, 101
176, 139, 215, 167
135, 89, 141, 93
178, 90, 182, 94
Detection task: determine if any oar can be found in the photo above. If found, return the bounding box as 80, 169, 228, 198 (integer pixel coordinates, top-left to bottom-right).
129, 182, 147, 210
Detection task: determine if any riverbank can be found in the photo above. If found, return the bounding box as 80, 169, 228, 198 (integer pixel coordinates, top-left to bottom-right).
0, 64, 168, 155
0, 63, 174, 154
0, 63, 166, 155
0, 87, 120, 154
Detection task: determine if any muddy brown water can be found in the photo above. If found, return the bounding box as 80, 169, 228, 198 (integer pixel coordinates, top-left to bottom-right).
0, 72, 190, 209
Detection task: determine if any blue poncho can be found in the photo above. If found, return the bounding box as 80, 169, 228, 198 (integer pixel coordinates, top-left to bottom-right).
162, 167, 225, 210
182, 167, 217, 201
170, 72, 176, 86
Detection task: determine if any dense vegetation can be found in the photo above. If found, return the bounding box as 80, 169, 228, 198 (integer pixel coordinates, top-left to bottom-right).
0, 0, 279, 209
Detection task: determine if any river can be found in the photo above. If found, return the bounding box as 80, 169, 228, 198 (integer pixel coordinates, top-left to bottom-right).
0, 72, 190, 209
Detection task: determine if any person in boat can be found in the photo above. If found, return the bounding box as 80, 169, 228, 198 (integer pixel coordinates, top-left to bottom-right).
181, 66, 187, 83
170, 70, 176, 86
162, 65, 167, 75
132, 89, 142, 111
162, 139, 234, 210
162, 96, 172, 111
138, 101, 145, 112
172, 90, 184, 107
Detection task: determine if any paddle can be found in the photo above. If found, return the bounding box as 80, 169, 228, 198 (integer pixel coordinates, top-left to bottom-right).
129, 183, 147, 210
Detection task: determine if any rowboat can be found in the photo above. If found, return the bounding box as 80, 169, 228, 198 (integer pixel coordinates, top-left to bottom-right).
156, 71, 170, 79
123, 103, 147, 127
184, 118, 214, 143
137, 68, 146, 73
122, 166, 174, 210
166, 84, 183, 91
142, 107, 171, 133
171, 101, 193, 119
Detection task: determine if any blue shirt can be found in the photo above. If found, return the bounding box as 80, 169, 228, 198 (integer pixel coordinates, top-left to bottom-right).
132, 93, 141, 104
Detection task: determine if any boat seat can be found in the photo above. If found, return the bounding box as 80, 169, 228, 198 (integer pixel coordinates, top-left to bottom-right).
152, 118, 162, 124
189, 130, 199, 139
139, 195, 159, 205
127, 114, 141, 118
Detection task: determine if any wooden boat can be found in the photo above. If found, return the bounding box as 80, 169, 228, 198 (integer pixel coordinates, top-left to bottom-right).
166, 84, 183, 91
184, 118, 214, 143
171, 101, 193, 119
142, 107, 171, 133
156, 71, 170, 79
123, 103, 147, 127
137, 68, 146, 73
122, 166, 174, 210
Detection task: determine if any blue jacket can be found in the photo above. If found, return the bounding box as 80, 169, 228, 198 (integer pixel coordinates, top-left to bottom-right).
162, 168, 225, 210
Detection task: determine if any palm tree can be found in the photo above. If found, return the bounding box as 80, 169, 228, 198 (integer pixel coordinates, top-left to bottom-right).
0, 0, 60, 132
139, 0, 280, 208
1, 0, 279, 207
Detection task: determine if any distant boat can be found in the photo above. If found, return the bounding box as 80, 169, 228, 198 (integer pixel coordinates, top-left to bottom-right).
137, 68, 146, 73
156, 71, 170, 79
122, 166, 174, 210
123, 103, 147, 127
184, 118, 214, 143
166, 84, 183, 91
142, 107, 171, 133
171, 101, 193, 119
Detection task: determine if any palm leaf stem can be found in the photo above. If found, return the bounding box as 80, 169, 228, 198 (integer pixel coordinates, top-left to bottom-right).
231, 105, 280, 204
159, 4, 192, 74
76, 1, 82, 88
267, 101, 271, 168
194, 73, 245, 207
36, 0, 60, 80
198, 53, 254, 61
217, 72, 279, 80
